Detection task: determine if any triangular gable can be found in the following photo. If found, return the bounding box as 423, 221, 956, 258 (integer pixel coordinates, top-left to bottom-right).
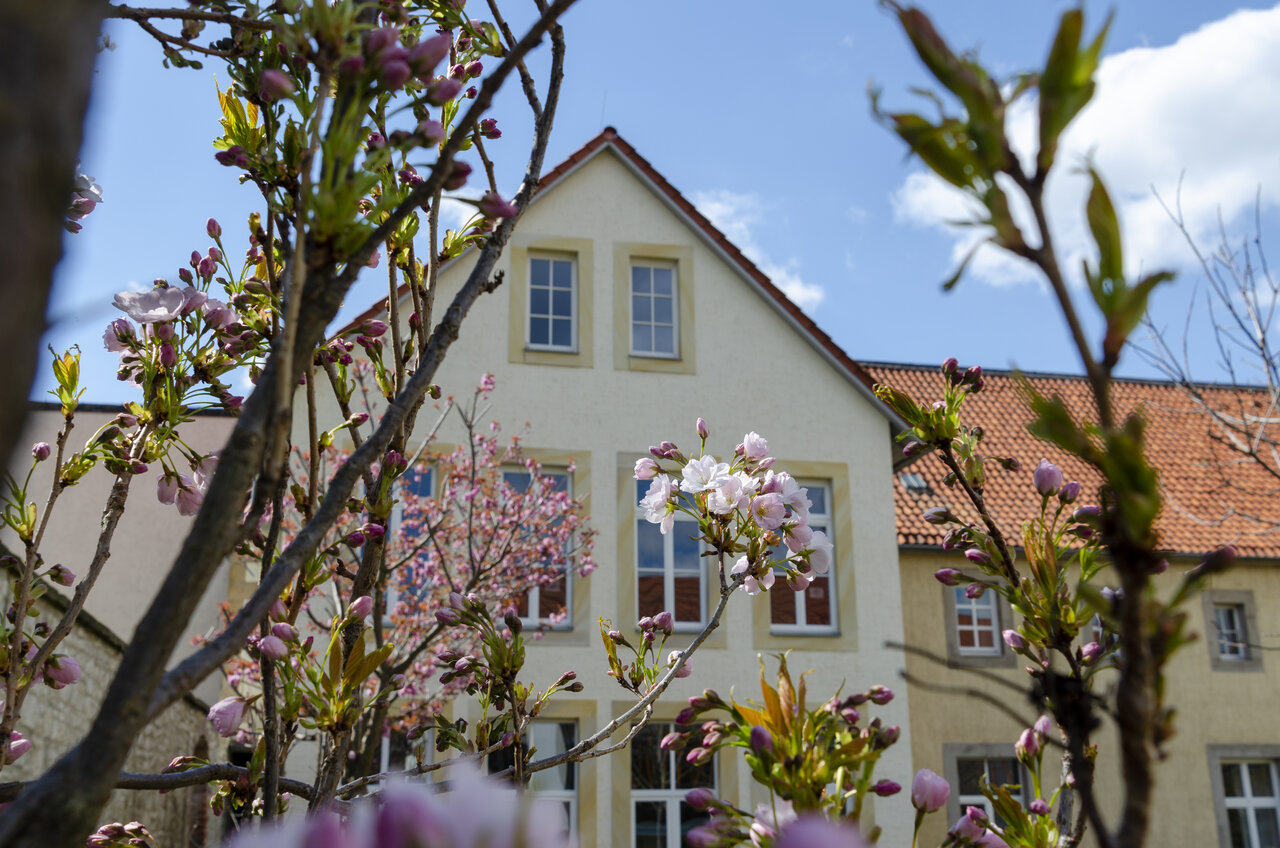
340, 128, 905, 431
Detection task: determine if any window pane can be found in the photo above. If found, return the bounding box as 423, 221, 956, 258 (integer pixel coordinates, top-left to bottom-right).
653, 268, 673, 295
530, 286, 550, 316
654, 326, 675, 354
1259, 809, 1280, 848
808, 488, 827, 514
530, 316, 549, 345
634, 294, 652, 322
538, 574, 568, 619
552, 260, 572, 289
675, 748, 713, 789
987, 758, 1019, 787
977, 629, 995, 648
672, 531, 701, 572
680, 802, 711, 846
633, 324, 653, 352
632, 725, 670, 789
1224, 762, 1245, 797
637, 521, 665, 572
1252, 762, 1276, 796
957, 759, 985, 794
638, 575, 665, 619
770, 581, 798, 625
958, 629, 975, 648
1228, 809, 1249, 848
552, 289, 572, 318
634, 802, 667, 848
527, 724, 575, 792
632, 266, 651, 293
503, 471, 532, 491
531, 258, 550, 288
673, 575, 700, 623
654, 296, 673, 325
805, 577, 832, 627
552, 318, 572, 348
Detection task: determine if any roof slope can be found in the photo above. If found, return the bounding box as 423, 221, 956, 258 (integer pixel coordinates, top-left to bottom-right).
344, 128, 884, 402
864, 362, 1280, 559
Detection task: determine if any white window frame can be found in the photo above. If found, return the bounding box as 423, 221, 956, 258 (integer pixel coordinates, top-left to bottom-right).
527, 253, 577, 353
635, 483, 706, 632
1215, 603, 1249, 661
503, 468, 574, 630
769, 481, 837, 636
630, 722, 716, 848
954, 587, 1002, 657
943, 745, 1027, 827
1210, 749, 1280, 848
629, 260, 679, 359
487, 721, 579, 841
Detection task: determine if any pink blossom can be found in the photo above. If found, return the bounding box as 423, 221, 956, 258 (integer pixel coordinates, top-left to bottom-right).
911, 768, 950, 812
208, 696, 248, 737
103, 318, 133, 351
259, 69, 296, 100
113, 287, 185, 323
181, 286, 208, 314
157, 474, 179, 505
743, 568, 776, 597
749, 492, 786, 530
202, 299, 235, 329
680, 455, 731, 494
641, 475, 677, 534
175, 478, 204, 516
31, 442, 50, 461
271, 622, 298, 642
742, 431, 770, 461
634, 457, 659, 480
784, 521, 814, 554
477, 192, 518, 219
44, 654, 81, 687
668, 650, 692, 678
350, 596, 374, 620
409, 33, 453, 76
5, 732, 31, 765
776, 815, 870, 848
806, 530, 834, 574
1034, 714, 1053, 738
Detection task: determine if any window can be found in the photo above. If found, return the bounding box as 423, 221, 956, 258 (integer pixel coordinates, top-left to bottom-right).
636, 482, 704, 630
955, 588, 1000, 656
956, 757, 1024, 826
1211, 749, 1280, 848
505, 469, 573, 629
942, 745, 1027, 827
769, 482, 836, 634
630, 262, 678, 358
528, 254, 576, 352
898, 471, 932, 495
631, 722, 714, 848
1216, 604, 1248, 661
488, 722, 578, 840
1203, 590, 1262, 672
386, 467, 436, 625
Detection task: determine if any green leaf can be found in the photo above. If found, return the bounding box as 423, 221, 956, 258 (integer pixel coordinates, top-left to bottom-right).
1085, 168, 1124, 289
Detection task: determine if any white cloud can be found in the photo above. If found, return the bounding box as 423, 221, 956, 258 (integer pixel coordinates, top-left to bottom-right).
890, 5, 1280, 288
689, 189, 825, 312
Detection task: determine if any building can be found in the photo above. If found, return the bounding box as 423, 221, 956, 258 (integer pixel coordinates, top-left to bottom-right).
865, 362, 1280, 848
327, 128, 918, 845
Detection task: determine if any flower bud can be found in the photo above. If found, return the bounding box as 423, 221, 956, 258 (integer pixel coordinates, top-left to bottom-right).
749, 725, 773, 755
1033, 459, 1063, 497
271, 622, 298, 642
207, 218, 222, 239
259, 69, 296, 100
349, 595, 374, 620
922, 506, 954, 525
653, 610, 674, 634
872, 779, 902, 797
912, 768, 950, 812
1029, 798, 1050, 816
1002, 629, 1026, 650
1080, 641, 1102, 664
31, 442, 50, 461
47, 564, 75, 586
685, 787, 717, 811
964, 583, 986, 600
258, 635, 288, 661
435, 608, 461, 626
934, 568, 962, 586
660, 731, 687, 751
1015, 727, 1040, 759
1034, 715, 1053, 738
964, 547, 992, 566
1058, 480, 1082, 504
695, 417, 709, 439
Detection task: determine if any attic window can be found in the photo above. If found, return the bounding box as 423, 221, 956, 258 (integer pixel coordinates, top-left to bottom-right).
899, 472, 931, 496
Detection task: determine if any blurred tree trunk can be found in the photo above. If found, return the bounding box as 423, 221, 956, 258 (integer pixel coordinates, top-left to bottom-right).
0, 0, 105, 465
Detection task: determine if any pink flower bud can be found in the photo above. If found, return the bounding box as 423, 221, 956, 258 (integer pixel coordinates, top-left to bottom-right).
1029, 798, 1050, 816
964, 548, 991, 566
912, 768, 950, 812
380, 60, 412, 90
465, 60, 483, 77
1033, 459, 1063, 497
685, 787, 717, 812
934, 568, 962, 586
749, 725, 773, 754
206, 218, 221, 239
409, 34, 452, 76
1080, 641, 1102, 664
477, 192, 517, 219
31, 442, 50, 461
1003, 629, 1026, 650
695, 417, 709, 439
270, 598, 288, 620
271, 622, 298, 642
1058, 480, 1081, 503
426, 77, 463, 106
868, 684, 894, 705
207, 696, 247, 737
417, 119, 444, 145
45, 655, 81, 687
435, 608, 461, 625
478, 117, 501, 139
872, 779, 902, 797
258, 635, 288, 661
1015, 727, 1040, 759
157, 474, 179, 505
5, 732, 31, 764
668, 649, 691, 678
653, 610, 674, 634
349, 595, 374, 620
47, 564, 75, 586
159, 342, 177, 369
259, 69, 296, 100
361, 319, 389, 338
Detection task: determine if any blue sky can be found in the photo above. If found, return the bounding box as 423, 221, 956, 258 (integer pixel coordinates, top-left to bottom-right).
49, 1, 1280, 402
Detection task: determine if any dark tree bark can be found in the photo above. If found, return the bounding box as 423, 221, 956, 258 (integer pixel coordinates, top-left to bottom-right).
0, 0, 106, 468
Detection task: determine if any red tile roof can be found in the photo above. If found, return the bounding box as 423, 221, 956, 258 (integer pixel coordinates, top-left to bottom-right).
864, 362, 1280, 560
340, 128, 882, 399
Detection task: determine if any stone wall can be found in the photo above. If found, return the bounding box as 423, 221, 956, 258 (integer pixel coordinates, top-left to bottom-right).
6, 586, 217, 846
